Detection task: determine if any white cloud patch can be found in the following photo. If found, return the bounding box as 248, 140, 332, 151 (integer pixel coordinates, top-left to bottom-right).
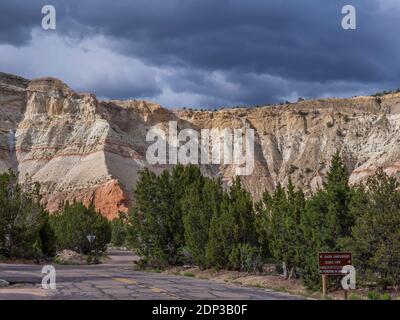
0, 29, 161, 99
0, 29, 250, 108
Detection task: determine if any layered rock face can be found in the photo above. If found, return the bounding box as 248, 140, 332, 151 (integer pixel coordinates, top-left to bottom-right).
1, 71, 400, 219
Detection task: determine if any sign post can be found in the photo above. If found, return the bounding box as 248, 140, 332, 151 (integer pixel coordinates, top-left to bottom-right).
87, 235, 96, 257
322, 274, 327, 298
318, 252, 352, 298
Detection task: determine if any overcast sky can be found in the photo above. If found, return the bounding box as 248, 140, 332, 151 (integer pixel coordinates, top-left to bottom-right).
0, 0, 399, 108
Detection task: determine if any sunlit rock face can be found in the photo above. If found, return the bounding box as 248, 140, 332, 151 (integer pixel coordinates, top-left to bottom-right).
1, 71, 400, 219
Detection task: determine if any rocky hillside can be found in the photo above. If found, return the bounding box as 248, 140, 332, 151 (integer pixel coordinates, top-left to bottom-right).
1, 71, 400, 219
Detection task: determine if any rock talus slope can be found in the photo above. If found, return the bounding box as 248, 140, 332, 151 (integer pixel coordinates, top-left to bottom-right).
1, 71, 400, 219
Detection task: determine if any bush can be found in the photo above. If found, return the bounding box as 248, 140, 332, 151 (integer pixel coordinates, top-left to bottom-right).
228, 243, 263, 273
257, 180, 304, 279
381, 293, 391, 300
110, 213, 128, 247
0, 171, 55, 259
182, 178, 223, 268
183, 272, 195, 277
367, 291, 391, 300
206, 178, 257, 269
367, 291, 381, 300
343, 168, 400, 289
50, 202, 111, 255
371, 88, 400, 97
86, 255, 99, 265
129, 169, 258, 271
128, 166, 202, 268
299, 152, 353, 289
349, 293, 362, 300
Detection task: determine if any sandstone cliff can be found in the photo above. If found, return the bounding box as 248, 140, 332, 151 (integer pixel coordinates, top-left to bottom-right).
1, 71, 399, 219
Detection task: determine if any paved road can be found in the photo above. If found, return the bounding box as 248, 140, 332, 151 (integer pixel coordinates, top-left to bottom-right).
0, 251, 301, 300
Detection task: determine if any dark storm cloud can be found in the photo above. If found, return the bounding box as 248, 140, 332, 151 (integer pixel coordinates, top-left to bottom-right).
0, 1, 39, 45
62, 0, 400, 82
0, 0, 399, 107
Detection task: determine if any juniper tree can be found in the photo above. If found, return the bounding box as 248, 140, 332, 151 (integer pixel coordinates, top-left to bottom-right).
264, 180, 305, 279
50, 201, 111, 255
110, 212, 129, 247
0, 171, 54, 259
129, 165, 205, 267
342, 168, 400, 289
181, 177, 223, 268
299, 152, 354, 289
128, 169, 174, 267
205, 177, 256, 269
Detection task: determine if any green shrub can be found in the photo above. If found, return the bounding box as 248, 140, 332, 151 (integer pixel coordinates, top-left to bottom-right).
110, 213, 128, 247
206, 178, 257, 269
343, 168, 400, 289
0, 171, 55, 259
381, 293, 391, 300
50, 202, 111, 255
128, 165, 202, 268
257, 179, 304, 279
367, 291, 381, 300
228, 243, 263, 273
183, 272, 195, 277
182, 178, 223, 268
299, 152, 353, 289
349, 293, 362, 300
366, 291, 391, 300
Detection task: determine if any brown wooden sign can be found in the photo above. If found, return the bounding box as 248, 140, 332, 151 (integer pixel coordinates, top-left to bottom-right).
318, 252, 352, 275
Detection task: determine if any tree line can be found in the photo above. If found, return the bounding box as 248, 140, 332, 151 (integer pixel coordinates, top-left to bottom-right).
128, 153, 400, 290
